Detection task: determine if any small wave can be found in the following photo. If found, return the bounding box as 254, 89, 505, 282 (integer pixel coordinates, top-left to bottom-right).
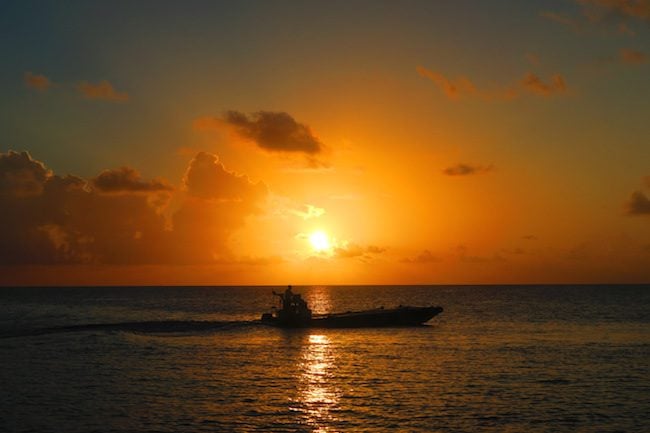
536, 378, 572, 385
0, 320, 260, 339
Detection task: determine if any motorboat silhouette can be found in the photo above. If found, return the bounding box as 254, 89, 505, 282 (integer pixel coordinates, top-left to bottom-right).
261, 287, 443, 328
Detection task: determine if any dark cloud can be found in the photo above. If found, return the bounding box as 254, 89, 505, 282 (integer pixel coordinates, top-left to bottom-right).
93, 167, 173, 193
401, 249, 442, 264
195, 111, 323, 155
522, 235, 538, 240
0, 150, 267, 265
443, 163, 493, 176
624, 191, 650, 215
0, 151, 51, 196
24, 72, 51, 91
77, 80, 129, 102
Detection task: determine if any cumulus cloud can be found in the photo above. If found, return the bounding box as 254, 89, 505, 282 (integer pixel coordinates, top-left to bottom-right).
417, 66, 568, 100
401, 249, 442, 264
77, 80, 129, 101
183, 152, 267, 203
443, 163, 494, 176
0, 151, 168, 264
0, 150, 267, 265
194, 111, 323, 155
93, 167, 173, 193
0, 150, 51, 195
24, 72, 51, 91
172, 152, 268, 263
620, 48, 648, 64
624, 191, 650, 215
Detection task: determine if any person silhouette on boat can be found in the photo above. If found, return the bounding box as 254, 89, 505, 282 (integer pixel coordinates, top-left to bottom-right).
271, 285, 312, 323
272, 285, 294, 311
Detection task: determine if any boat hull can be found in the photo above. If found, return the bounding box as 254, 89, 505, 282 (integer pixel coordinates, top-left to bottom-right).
261, 306, 443, 328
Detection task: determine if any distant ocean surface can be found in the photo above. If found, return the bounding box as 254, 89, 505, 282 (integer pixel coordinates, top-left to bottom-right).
1, 285, 649, 432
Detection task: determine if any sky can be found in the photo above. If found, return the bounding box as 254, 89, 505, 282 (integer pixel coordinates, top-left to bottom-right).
1, 0, 649, 285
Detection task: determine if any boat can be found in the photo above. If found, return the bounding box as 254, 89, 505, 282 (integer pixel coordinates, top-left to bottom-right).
260, 287, 443, 328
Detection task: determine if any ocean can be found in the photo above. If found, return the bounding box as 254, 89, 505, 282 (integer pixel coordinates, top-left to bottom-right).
1, 285, 648, 432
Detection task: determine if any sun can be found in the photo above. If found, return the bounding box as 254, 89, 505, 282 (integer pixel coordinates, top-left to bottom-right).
309, 230, 331, 252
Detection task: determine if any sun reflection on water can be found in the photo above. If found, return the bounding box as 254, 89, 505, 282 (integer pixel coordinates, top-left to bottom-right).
305, 286, 332, 315
292, 334, 340, 432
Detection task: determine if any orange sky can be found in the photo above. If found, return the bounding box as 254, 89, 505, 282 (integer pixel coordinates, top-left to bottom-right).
1, 1, 649, 285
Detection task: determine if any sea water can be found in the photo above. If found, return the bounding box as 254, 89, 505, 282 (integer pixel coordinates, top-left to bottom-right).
1, 285, 648, 432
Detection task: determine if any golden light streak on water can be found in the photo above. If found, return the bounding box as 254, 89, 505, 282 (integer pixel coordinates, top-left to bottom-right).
292, 334, 340, 432
305, 286, 332, 315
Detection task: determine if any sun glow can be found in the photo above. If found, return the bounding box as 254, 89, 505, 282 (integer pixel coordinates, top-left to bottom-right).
309, 231, 331, 252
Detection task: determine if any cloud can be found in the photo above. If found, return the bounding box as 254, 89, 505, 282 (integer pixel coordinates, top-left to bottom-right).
334, 243, 386, 259
418, 66, 568, 100
93, 167, 173, 193
0, 150, 267, 265
172, 152, 268, 263
522, 235, 538, 240
540, 11, 584, 31
443, 163, 494, 176
521, 73, 568, 96
289, 204, 325, 220
415, 66, 478, 100
620, 48, 649, 64
578, 0, 650, 23
0, 152, 168, 264
269, 196, 326, 221
183, 152, 267, 203
195, 111, 323, 155
0, 150, 51, 196
77, 80, 129, 101
401, 249, 442, 264
24, 72, 51, 91
624, 191, 650, 215
542, 0, 650, 34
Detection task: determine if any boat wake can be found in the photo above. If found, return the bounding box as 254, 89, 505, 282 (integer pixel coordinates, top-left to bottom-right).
0, 320, 260, 339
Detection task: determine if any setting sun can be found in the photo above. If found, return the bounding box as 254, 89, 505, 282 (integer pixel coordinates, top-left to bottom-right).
309, 231, 331, 253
